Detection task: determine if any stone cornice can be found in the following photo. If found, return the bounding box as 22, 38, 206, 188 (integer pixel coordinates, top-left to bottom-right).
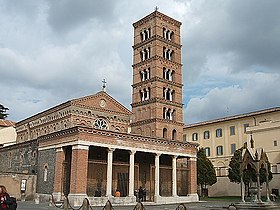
130, 118, 184, 127
133, 35, 182, 50
133, 11, 181, 28
73, 104, 131, 117
16, 101, 71, 126
132, 55, 182, 68
38, 127, 80, 142
131, 97, 183, 108
0, 139, 38, 152
38, 126, 197, 149
132, 76, 183, 88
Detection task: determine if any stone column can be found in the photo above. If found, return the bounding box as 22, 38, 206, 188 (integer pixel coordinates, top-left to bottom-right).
146, 88, 150, 100
69, 145, 89, 205
106, 148, 114, 197
142, 50, 145, 61
188, 157, 197, 195
172, 155, 178, 197
163, 30, 167, 39
146, 29, 150, 39
168, 51, 172, 60
256, 172, 262, 202
169, 70, 173, 81
240, 173, 245, 202
53, 147, 64, 201
265, 171, 271, 202
129, 150, 136, 197
164, 68, 167, 79
141, 31, 145, 41
168, 31, 171, 40
164, 49, 168, 59
147, 69, 150, 79
154, 153, 161, 198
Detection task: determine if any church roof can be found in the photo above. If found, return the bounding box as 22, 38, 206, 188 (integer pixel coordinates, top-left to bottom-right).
184, 107, 280, 128
0, 119, 16, 127
17, 91, 131, 125
71, 91, 132, 115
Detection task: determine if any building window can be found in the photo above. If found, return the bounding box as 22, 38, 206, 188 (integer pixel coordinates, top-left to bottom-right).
273, 140, 278, 147
231, 143, 236, 154
183, 134, 187, 142
8, 152, 12, 168
140, 68, 150, 81
163, 47, 173, 60
163, 67, 174, 81
44, 165, 48, 182
192, 133, 198, 141
94, 118, 108, 130
172, 129, 177, 140
230, 126, 235, 136
163, 28, 173, 40
205, 147, 210, 157
140, 47, 150, 61
216, 146, 223, 156
216, 128, 222, 138
243, 123, 249, 133
163, 107, 174, 120
204, 131, 210, 139
140, 88, 150, 101
141, 28, 151, 41
163, 128, 167, 138
216, 168, 221, 176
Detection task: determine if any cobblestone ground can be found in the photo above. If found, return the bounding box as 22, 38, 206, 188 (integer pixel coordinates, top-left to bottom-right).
17, 200, 233, 210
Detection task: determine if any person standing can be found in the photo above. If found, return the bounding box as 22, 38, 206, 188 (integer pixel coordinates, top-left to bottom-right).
0, 185, 10, 210
138, 186, 143, 202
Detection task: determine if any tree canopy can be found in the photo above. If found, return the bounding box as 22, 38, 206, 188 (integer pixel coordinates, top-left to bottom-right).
0, 104, 9, 119
197, 148, 217, 189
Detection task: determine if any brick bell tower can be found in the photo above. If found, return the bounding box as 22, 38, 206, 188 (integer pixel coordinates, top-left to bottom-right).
130, 10, 184, 141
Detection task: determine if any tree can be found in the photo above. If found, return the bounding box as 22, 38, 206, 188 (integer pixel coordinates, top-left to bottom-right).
228, 148, 273, 196
197, 148, 217, 197
0, 104, 9, 119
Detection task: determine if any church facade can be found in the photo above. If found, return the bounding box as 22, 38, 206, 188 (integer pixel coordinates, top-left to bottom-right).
0, 11, 198, 206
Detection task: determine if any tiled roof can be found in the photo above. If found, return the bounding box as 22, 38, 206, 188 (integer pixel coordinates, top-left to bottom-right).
0, 119, 16, 127
184, 107, 280, 128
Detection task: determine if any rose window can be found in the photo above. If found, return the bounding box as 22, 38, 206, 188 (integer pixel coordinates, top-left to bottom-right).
94, 118, 108, 130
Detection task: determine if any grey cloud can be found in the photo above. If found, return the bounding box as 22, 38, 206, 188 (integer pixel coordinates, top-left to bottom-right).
184, 72, 280, 124
46, 0, 116, 33
183, 0, 280, 86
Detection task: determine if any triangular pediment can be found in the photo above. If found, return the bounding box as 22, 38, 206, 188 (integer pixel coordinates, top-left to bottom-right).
71, 91, 132, 115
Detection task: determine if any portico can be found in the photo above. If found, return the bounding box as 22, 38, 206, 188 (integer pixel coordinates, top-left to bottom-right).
40, 126, 198, 206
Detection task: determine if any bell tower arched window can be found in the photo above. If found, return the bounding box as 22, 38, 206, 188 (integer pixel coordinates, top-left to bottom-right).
172, 129, 177, 140
163, 128, 167, 138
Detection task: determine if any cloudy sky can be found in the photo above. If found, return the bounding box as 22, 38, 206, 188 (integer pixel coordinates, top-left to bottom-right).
0, 0, 280, 124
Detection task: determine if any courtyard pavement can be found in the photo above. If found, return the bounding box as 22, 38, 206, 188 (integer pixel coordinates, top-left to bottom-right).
17, 200, 233, 210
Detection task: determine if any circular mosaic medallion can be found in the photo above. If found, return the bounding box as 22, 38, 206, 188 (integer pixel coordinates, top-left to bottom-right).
100, 99, 106, 108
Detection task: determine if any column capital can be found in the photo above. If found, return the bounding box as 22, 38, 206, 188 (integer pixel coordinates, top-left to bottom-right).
107, 148, 115, 153
155, 153, 162, 157
189, 157, 197, 161
129, 150, 136, 155
56, 147, 63, 153
173, 155, 178, 159
72, 145, 89, 151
